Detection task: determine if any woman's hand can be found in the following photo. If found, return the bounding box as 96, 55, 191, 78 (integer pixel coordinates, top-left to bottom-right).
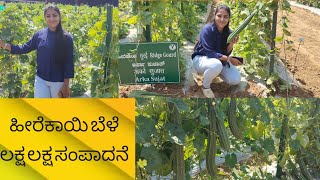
58, 84, 71, 98
227, 36, 239, 54
0, 40, 5, 48
229, 36, 239, 45
230, 57, 242, 66
0, 40, 11, 51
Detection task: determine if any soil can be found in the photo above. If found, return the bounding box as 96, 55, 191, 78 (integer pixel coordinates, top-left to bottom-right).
119, 4, 318, 98
119, 79, 311, 98
276, 6, 320, 97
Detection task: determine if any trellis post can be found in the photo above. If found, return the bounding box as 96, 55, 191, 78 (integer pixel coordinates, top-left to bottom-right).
269, 0, 278, 75
104, 4, 113, 85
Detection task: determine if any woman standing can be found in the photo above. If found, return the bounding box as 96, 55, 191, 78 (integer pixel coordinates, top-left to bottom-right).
192, 4, 242, 98
0, 4, 74, 98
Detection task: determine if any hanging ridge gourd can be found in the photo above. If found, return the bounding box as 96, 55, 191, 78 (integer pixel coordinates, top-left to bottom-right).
228, 98, 244, 140
206, 100, 217, 177
297, 149, 313, 180
227, 10, 258, 43
168, 102, 185, 180
216, 117, 231, 151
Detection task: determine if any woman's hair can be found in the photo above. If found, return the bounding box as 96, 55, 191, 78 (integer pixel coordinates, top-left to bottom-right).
213, 4, 232, 55
44, 5, 67, 65
193, 4, 232, 52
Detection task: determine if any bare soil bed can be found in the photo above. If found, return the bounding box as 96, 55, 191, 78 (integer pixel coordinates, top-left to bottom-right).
276, 6, 320, 97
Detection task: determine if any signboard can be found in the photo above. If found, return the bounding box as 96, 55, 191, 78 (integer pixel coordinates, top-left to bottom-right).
119, 42, 180, 84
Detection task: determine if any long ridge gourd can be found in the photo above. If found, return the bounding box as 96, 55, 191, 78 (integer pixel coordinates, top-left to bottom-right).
228, 98, 244, 140
227, 10, 258, 43
168, 102, 185, 180
297, 149, 313, 180
206, 99, 217, 177
287, 159, 304, 180
216, 116, 231, 151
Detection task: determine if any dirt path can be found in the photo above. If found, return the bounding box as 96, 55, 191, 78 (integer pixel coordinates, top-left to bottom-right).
277, 5, 320, 97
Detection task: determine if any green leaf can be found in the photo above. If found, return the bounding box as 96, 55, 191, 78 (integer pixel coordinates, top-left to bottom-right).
141, 145, 163, 173
139, 11, 152, 25
156, 152, 172, 176
248, 99, 262, 121
225, 153, 237, 168
265, 99, 276, 114
298, 133, 309, 148
260, 111, 271, 124
167, 98, 188, 113
136, 116, 157, 144
261, 137, 276, 153
193, 132, 206, 153
214, 106, 226, 123
189, 107, 201, 119
240, 165, 249, 173
266, 77, 273, 85
275, 36, 283, 43
283, 29, 291, 36
165, 122, 186, 145
289, 139, 301, 152
282, 0, 291, 9
136, 98, 150, 106
200, 115, 209, 126
251, 144, 264, 154
88, 28, 97, 37
127, 15, 137, 25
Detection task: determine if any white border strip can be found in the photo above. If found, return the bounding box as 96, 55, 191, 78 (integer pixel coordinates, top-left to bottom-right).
290, 1, 320, 16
